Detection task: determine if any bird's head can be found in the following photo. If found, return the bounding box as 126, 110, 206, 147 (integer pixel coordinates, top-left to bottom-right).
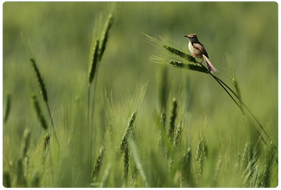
184, 33, 198, 43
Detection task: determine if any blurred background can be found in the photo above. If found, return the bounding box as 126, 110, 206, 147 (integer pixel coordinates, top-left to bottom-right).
3, 2, 278, 187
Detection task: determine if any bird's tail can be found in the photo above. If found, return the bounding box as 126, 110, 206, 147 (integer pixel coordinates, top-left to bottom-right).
202, 54, 218, 73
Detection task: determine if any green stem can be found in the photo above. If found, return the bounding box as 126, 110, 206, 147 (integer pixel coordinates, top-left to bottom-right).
211, 74, 267, 145
211, 74, 271, 141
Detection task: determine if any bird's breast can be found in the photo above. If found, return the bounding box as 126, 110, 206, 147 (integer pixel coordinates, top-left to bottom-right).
188, 42, 202, 58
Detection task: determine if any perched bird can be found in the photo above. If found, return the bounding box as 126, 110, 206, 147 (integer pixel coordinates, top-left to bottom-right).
184, 33, 218, 73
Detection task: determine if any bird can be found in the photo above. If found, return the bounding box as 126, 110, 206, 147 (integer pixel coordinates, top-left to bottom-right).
184, 33, 218, 73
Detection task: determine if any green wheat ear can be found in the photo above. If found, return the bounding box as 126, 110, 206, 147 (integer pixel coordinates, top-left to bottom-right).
195, 140, 208, 177
99, 14, 114, 61
163, 45, 197, 63
120, 113, 137, 154
182, 148, 195, 187
32, 95, 48, 130
88, 40, 100, 85
30, 58, 48, 103
92, 146, 106, 182
4, 94, 11, 125
43, 133, 51, 152
169, 98, 178, 141
123, 146, 129, 183
170, 61, 209, 73
173, 123, 182, 149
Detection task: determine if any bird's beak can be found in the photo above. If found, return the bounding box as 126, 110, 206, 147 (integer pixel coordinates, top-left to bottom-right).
184, 35, 189, 38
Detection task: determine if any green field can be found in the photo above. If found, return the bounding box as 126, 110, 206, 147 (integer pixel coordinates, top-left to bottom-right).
3, 2, 278, 187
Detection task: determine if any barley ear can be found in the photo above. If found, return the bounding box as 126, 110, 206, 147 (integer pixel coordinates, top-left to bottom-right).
30, 58, 48, 103
88, 40, 100, 85
32, 95, 48, 130
99, 14, 114, 61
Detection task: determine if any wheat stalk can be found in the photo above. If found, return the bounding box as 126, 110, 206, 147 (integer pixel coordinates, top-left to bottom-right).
88, 39, 100, 182
87, 14, 114, 184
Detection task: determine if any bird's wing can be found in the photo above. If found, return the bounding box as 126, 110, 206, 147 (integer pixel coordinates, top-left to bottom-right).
193, 43, 209, 58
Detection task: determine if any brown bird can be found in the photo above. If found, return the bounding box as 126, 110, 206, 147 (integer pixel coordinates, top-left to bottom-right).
184, 33, 218, 73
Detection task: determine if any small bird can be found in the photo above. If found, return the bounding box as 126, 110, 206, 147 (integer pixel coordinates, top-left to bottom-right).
184, 33, 218, 73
